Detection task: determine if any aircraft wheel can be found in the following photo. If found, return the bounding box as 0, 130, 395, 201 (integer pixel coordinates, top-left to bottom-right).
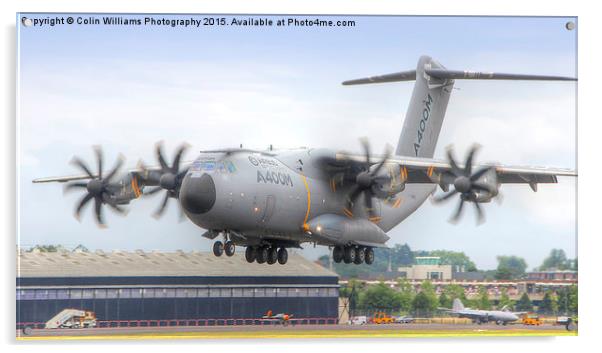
224, 241, 236, 257
267, 247, 278, 265
256, 246, 268, 264
277, 248, 288, 265
245, 247, 256, 263
344, 246, 356, 264
213, 241, 224, 257
354, 247, 365, 264
365, 247, 375, 265
333, 246, 344, 263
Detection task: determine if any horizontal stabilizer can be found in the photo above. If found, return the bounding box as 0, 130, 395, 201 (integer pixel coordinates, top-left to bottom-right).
425, 69, 577, 81
343, 67, 576, 86
342, 70, 416, 85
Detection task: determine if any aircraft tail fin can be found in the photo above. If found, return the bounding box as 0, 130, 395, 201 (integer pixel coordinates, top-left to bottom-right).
342, 56, 577, 158
452, 298, 464, 311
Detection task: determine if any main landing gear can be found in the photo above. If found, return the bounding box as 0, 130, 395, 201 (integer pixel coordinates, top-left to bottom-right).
333, 245, 374, 265
213, 240, 288, 265
244, 245, 288, 265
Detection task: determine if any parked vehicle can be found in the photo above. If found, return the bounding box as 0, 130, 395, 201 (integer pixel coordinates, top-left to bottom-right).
521, 313, 543, 326
372, 312, 395, 324
394, 316, 414, 324
348, 316, 368, 325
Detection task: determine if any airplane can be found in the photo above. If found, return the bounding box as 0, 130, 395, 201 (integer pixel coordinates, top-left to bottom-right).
439, 298, 527, 325
32, 55, 577, 266
261, 310, 293, 325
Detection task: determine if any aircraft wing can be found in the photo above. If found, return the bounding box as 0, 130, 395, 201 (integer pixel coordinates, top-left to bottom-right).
31, 162, 194, 184
334, 151, 576, 190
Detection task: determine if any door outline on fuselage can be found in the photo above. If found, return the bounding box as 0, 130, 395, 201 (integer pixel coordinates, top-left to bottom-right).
260, 195, 276, 225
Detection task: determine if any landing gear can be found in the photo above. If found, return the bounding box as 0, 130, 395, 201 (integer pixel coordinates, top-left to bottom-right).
224, 241, 236, 257
344, 246, 356, 264
333, 246, 344, 263
245, 247, 256, 263
267, 247, 278, 265
277, 248, 288, 265
213, 241, 224, 257
364, 247, 375, 265
354, 247, 365, 265
256, 246, 268, 264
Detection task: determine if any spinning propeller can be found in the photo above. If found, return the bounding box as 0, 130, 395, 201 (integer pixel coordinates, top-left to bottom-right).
141, 142, 190, 219
64, 146, 126, 227
344, 138, 392, 219
432, 145, 497, 224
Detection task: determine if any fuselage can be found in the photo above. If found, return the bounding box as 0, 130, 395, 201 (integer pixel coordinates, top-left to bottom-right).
178, 148, 435, 247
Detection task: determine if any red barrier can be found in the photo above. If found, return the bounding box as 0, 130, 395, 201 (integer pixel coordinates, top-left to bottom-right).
17, 317, 338, 330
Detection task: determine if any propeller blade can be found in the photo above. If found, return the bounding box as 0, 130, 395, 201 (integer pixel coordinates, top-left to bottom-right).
155, 141, 170, 171
145, 186, 163, 196
94, 196, 106, 227
433, 189, 458, 203
446, 148, 462, 176
104, 154, 125, 183
464, 144, 480, 176
348, 185, 363, 204
360, 137, 371, 167
106, 201, 127, 215
153, 193, 170, 219
450, 199, 465, 224
64, 182, 87, 193
74, 193, 94, 220
470, 166, 494, 182
474, 202, 485, 225
172, 143, 189, 173
94, 146, 103, 179
70, 157, 95, 179
371, 145, 392, 176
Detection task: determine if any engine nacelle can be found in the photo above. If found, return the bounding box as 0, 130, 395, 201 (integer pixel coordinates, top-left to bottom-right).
471, 167, 499, 203
305, 214, 390, 246
370, 163, 406, 198
106, 172, 143, 205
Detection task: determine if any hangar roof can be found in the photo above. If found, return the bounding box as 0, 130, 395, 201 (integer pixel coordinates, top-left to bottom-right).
17, 249, 336, 278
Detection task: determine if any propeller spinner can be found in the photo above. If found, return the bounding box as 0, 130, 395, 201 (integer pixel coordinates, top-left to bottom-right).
433, 145, 497, 224
142, 142, 190, 219
344, 138, 392, 219
64, 146, 126, 227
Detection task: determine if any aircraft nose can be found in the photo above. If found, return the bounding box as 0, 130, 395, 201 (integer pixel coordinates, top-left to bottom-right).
179, 173, 216, 214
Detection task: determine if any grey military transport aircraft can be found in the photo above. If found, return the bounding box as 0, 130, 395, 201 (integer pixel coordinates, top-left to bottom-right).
33, 56, 577, 266
439, 298, 527, 325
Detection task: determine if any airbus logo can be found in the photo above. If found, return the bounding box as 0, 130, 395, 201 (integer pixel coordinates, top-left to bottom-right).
414, 93, 433, 156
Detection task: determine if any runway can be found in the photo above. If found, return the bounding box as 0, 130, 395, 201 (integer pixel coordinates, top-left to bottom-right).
17, 323, 576, 340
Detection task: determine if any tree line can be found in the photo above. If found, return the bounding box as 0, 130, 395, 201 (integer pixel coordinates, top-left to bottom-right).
342, 279, 578, 317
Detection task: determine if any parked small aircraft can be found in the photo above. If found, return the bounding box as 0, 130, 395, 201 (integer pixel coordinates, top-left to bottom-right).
262, 310, 292, 325
440, 298, 527, 325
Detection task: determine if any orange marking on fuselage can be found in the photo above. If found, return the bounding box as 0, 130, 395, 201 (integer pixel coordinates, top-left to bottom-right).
301, 174, 311, 230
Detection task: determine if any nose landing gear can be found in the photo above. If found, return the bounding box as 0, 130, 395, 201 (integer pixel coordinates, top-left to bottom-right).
213, 240, 236, 257
212, 241, 224, 257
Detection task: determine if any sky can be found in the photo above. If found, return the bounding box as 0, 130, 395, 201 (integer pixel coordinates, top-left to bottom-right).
17, 14, 577, 270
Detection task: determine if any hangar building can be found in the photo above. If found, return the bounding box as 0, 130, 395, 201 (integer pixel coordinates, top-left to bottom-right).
16, 249, 339, 328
